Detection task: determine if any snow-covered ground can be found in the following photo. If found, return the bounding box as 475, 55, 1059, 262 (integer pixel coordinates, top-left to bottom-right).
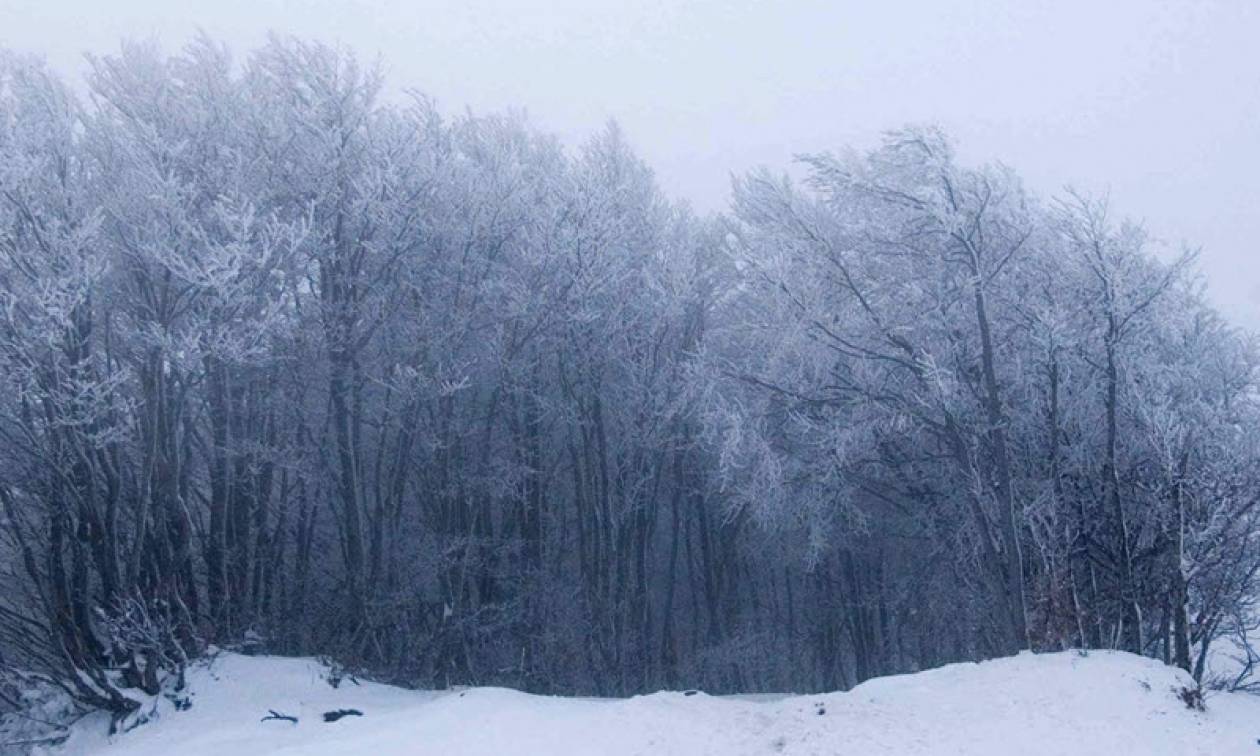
32, 649, 1260, 755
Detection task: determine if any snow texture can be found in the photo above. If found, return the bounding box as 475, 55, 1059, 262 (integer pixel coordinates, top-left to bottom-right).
40, 650, 1260, 755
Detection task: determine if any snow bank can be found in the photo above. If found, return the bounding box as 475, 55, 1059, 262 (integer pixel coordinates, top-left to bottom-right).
40, 650, 1260, 755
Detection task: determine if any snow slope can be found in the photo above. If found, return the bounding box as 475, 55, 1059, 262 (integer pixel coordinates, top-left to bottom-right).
39, 650, 1260, 755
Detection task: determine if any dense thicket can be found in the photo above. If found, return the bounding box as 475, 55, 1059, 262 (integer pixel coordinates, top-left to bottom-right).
1, 38, 1257, 721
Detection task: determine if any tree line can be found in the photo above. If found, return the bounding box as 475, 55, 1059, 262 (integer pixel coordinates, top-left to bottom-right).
1, 36, 1257, 722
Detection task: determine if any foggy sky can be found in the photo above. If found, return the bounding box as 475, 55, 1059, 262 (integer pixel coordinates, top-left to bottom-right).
3, 0, 1257, 327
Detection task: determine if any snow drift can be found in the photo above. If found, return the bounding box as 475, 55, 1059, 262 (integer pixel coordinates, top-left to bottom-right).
34, 650, 1260, 755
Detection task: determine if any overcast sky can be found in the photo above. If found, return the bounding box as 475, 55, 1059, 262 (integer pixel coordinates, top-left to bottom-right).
3, 0, 1257, 327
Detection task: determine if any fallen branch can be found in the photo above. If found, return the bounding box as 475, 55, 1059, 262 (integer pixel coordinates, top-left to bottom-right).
323, 708, 363, 722
261, 709, 298, 724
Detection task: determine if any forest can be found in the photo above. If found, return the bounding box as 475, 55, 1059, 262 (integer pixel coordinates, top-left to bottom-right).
1, 36, 1257, 723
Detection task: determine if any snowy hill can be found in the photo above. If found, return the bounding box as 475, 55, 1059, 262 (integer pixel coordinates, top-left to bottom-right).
37, 650, 1260, 755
